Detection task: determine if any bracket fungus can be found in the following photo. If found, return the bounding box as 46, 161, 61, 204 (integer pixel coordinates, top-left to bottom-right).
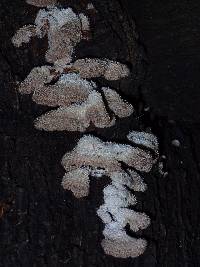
32, 73, 95, 107
127, 131, 159, 155
71, 58, 130, 80
26, 0, 58, 7
61, 133, 158, 258
34, 91, 116, 131
61, 135, 155, 175
12, 0, 159, 259
12, 4, 132, 133
12, 6, 90, 64
102, 87, 133, 118
17, 65, 133, 132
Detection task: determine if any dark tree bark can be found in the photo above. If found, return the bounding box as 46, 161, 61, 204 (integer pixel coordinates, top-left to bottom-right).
0, 0, 200, 266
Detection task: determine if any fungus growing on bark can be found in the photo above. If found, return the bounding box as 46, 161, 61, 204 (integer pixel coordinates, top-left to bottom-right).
127, 131, 159, 154
12, 6, 90, 64
11, 25, 37, 47
102, 87, 133, 118
171, 139, 181, 147
62, 168, 90, 198
61, 134, 158, 258
13, 8, 132, 133
17, 65, 133, 132
12, 0, 159, 259
101, 223, 148, 258
71, 58, 130, 80
26, 0, 57, 7
86, 3, 95, 11
98, 172, 150, 258
34, 91, 116, 132
32, 73, 95, 107
18, 66, 54, 94
61, 135, 155, 174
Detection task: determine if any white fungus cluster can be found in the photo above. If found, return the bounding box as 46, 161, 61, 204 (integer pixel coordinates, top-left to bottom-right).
61, 134, 154, 197
61, 133, 158, 258
26, 0, 57, 7
61, 135, 155, 175
102, 87, 133, 118
127, 131, 159, 154
12, 6, 90, 64
11, 25, 37, 48
32, 73, 95, 107
86, 3, 96, 11
12, 0, 159, 259
97, 173, 150, 258
12, 3, 132, 133
72, 58, 130, 80
34, 91, 116, 131
18, 65, 133, 132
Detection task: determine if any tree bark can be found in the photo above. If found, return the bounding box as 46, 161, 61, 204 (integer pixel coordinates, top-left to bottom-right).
0, 0, 199, 266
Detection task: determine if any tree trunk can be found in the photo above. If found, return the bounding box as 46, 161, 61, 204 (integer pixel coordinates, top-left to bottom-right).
0, 0, 199, 266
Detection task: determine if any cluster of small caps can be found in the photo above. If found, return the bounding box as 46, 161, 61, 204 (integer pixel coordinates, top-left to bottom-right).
61, 135, 155, 196
98, 171, 149, 258
26, 0, 57, 7
26, 0, 96, 10
12, 1, 132, 132
12, 0, 160, 259
12, 6, 90, 64
17, 58, 130, 94
17, 62, 132, 132
61, 135, 155, 175
61, 133, 158, 258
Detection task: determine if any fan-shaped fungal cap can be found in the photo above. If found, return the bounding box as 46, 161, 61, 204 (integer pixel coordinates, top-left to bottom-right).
72, 58, 130, 80
102, 235, 147, 258
32, 73, 95, 107
35, 7, 90, 63
110, 171, 147, 192
35, 7, 81, 35
102, 185, 137, 211
102, 223, 147, 258
12, 7, 90, 64
98, 183, 150, 230
116, 209, 150, 232
18, 66, 54, 94
61, 168, 90, 198
102, 87, 134, 118
61, 135, 155, 173
127, 131, 159, 154
61, 134, 157, 258
26, 0, 57, 7
127, 170, 147, 192
97, 171, 150, 258
34, 92, 115, 132
104, 60, 130, 80
12, 25, 37, 47
79, 13, 90, 32
86, 3, 96, 11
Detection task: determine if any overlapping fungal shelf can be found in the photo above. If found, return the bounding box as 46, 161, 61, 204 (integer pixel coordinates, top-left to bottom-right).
12, 5, 90, 64
17, 65, 133, 131
61, 133, 158, 258
12, 1, 132, 132
26, 0, 57, 7
12, 0, 159, 258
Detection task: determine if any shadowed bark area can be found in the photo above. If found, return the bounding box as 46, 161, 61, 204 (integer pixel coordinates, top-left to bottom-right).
0, 0, 200, 266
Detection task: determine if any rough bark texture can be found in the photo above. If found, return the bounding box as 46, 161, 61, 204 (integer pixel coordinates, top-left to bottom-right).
0, 0, 200, 266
